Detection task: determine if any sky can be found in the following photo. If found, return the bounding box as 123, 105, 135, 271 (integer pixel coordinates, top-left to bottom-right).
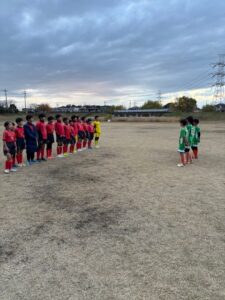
0, 0, 225, 108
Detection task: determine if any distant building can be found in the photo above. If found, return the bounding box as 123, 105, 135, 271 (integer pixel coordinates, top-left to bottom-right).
113, 108, 169, 117
52, 105, 112, 113
214, 103, 225, 112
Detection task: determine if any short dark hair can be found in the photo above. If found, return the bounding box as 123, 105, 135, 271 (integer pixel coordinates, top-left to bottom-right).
186, 116, 194, 125
48, 116, 54, 121
26, 114, 33, 121
55, 114, 62, 119
95, 115, 99, 120
39, 113, 46, 119
193, 118, 199, 125
15, 117, 23, 124
4, 121, 11, 128
81, 116, 86, 121
63, 117, 68, 122
180, 119, 187, 126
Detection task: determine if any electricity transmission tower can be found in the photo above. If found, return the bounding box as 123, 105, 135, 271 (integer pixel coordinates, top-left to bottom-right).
2, 89, 8, 108
212, 54, 225, 104
24, 90, 27, 113
157, 90, 162, 103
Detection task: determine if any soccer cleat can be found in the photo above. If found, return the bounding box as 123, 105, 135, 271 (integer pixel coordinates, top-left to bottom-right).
17, 164, 23, 167
95, 145, 100, 149
10, 168, 17, 172
36, 159, 42, 163
57, 154, 64, 158
41, 158, 47, 161
48, 156, 54, 160
177, 163, 184, 167
73, 150, 77, 154
4, 169, 10, 174
77, 149, 82, 152
63, 153, 68, 157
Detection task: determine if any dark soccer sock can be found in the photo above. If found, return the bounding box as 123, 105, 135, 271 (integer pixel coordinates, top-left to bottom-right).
37, 150, 41, 160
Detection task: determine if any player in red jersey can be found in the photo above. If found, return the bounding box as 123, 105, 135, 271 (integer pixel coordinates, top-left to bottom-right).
36, 114, 47, 162
87, 119, 94, 149
55, 114, 64, 158
76, 117, 85, 151
81, 116, 88, 150
69, 120, 76, 154
15, 117, 26, 167
71, 115, 78, 153
2, 121, 17, 173
63, 117, 71, 156
46, 116, 55, 159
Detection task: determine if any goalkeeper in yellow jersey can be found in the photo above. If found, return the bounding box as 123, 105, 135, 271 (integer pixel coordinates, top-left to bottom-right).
93, 116, 101, 148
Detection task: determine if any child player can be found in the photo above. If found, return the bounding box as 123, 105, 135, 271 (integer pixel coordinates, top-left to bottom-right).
46, 116, 55, 159
2, 121, 17, 173
87, 118, 94, 149
185, 116, 194, 164
36, 114, 47, 162
81, 116, 88, 150
177, 119, 188, 167
71, 115, 78, 153
93, 116, 101, 148
192, 118, 201, 159
15, 117, 26, 167
24, 115, 38, 165
76, 117, 85, 151
63, 117, 70, 156
69, 119, 76, 154
55, 114, 64, 158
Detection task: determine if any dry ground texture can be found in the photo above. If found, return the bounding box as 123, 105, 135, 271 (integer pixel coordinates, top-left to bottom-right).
0, 121, 225, 300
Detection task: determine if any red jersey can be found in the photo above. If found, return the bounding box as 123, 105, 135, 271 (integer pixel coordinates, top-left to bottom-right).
82, 122, 88, 131
87, 124, 94, 133
73, 122, 78, 135
36, 121, 47, 140
46, 123, 54, 135
77, 122, 84, 132
55, 121, 64, 137
3, 130, 16, 142
15, 126, 25, 139
64, 124, 71, 140
70, 125, 75, 137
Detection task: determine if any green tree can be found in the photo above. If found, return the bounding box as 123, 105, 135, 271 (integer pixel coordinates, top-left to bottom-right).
141, 100, 162, 109
36, 103, 52, 113
202, 104, 216, 112
174, 96, 197, 112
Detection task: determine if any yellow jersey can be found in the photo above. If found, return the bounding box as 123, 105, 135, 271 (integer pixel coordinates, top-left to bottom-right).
93, 120, 101, 134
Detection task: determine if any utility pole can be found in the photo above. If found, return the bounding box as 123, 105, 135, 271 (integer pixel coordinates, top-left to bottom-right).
212, 54, 225, 104
24, 90, 27, 113
2, 89, 8, 108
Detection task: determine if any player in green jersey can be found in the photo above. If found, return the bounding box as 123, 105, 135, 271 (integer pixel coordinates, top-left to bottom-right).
192, 118, 201, 159
185, 116, 194, 164
177, 119, 188, 167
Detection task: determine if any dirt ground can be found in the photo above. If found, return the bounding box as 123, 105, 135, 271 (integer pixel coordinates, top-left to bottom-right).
0, 121, 225, 300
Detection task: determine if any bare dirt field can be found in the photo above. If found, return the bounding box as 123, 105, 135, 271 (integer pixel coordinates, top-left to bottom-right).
0, 121, 225, 300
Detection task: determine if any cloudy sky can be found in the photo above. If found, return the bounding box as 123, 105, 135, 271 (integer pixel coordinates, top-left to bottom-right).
0, 0, 225, 108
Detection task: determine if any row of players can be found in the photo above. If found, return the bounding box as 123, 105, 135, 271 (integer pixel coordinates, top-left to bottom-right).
2, 114, 101, 173
177, 116, 201, 167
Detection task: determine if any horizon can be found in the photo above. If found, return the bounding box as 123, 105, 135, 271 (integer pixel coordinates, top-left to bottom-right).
1, 0, 225, 108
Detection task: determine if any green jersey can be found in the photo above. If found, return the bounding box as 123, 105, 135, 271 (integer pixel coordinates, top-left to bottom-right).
192, 126, 201, 146
186, 124, 194, 147
178, 127, 186, 152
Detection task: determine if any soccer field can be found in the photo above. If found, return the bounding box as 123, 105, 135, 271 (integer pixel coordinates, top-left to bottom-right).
0, 122, 225, 300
